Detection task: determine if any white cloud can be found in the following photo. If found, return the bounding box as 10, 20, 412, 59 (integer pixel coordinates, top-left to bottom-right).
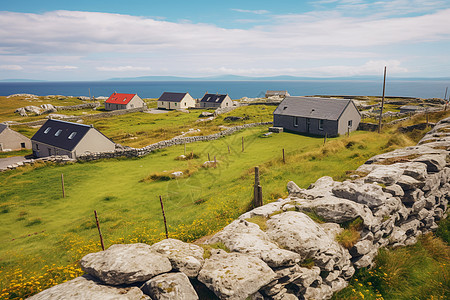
44, 65, 78, 71
0, 65, 23, 71
231, 9, 270, 15
0, 8, 448, 78
96, 66, 151, 72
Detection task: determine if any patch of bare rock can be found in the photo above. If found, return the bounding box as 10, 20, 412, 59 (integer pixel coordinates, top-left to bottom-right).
29, 117, 450, 299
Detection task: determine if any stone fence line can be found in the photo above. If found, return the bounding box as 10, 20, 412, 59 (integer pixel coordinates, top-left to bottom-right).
0, 122, 273, 171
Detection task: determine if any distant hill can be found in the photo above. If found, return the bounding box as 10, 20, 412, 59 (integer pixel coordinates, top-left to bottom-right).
0, 79, 46, 82
107, 75, 450, 82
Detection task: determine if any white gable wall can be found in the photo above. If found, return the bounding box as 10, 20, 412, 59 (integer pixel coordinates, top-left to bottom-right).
73, 129, 115, 157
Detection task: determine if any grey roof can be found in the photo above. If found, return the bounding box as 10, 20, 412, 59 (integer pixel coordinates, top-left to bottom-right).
0, 123, 7, 134
158, 92, 189, 102
31, 119, 93, 151
199, 93, 228, 103
273, 97, 358, 121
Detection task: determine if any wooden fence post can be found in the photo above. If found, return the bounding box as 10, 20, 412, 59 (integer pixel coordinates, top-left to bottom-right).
61, 173, 65, 198
282, 148, 285, 164
324, 133, 327, 145
208, 153, 210, 161
94, 210, 105, 251
253, 167, 263, 208
159, 196, 169, 239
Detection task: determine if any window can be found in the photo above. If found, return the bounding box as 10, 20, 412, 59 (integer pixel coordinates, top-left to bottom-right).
293, 117, 299, 127
174, 103, 177, 106
35, 144, 39, 150
55, 129, 62, 136
68, 132, 77, 139
44, 127, 51, 134
319, 119, 324, 130
348, 120, 353, 128
21, 142, 26, 148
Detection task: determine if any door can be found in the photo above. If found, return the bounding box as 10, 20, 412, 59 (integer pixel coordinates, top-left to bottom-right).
306, 118, 311, 133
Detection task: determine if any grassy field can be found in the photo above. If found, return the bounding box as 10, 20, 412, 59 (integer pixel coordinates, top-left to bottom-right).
1, 103, 449, 298
0, 121, 425, 298
11, 104, 274, 147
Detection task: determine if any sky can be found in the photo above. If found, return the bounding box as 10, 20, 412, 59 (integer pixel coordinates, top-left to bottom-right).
0, 0, 449, 81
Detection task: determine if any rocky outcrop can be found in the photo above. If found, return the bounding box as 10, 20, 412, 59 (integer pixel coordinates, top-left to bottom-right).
29, 117, 450, 299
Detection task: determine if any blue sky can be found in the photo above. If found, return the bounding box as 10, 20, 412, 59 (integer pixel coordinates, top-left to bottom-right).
0, 0, 449, 80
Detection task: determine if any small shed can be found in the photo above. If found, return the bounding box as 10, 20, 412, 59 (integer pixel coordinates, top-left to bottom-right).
105, 93, 145, 111
0, 123, 31, 151
157, 92, 196, 110
199, 93, 233, 109
31, 119, 115, 158
273, 97, 361, 137
265, 90, 290, 98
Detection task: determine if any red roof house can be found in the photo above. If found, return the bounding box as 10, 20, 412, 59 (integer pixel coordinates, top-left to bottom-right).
105, 92, 145, 111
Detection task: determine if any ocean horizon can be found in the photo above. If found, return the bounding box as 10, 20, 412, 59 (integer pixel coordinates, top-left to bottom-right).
0, 80, 448, 100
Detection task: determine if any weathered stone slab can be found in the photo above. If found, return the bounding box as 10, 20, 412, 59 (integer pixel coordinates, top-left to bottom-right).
150, 238, 204, 278
332, 181, 387, 208
207, 219, 301, 267
80, 243, 172, 285
197, 250, 276, 300
141, 272, 198, 300
28, 275, 150, 300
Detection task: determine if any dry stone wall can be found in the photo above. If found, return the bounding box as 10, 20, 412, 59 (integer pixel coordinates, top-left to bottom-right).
27, 117, 450, 299
77, 122, 273, 161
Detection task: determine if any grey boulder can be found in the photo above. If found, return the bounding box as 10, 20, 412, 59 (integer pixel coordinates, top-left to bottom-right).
28, 275, 150, 300
80, 243, 172, 285
198, 250, 276, 300
141, 272, 198, 300
150, 238, 204, 278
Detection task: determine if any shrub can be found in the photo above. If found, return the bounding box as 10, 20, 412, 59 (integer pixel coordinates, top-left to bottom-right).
336, 217, 363, 249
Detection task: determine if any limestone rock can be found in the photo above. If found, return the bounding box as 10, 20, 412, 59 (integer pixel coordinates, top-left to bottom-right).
197, 250, 276, 300
364, 165, 403, 185
287, 181, 302, 195
207, 219, 301, 267
80, 243, 172, 285
141, 272, 198, 300
332, 181, 387, 208
349, 240, 373, 257
383, 184, 404, 197
265, 211, 333, 259
294, 196, 376, 227
396, 175, 425, 191
413, 154, 447, 173
150, 238, 204, 277
239, 200, 288, 219
28, 275, 150, 300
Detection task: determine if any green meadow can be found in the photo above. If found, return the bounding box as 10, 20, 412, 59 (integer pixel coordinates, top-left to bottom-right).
1, 105, 449, 299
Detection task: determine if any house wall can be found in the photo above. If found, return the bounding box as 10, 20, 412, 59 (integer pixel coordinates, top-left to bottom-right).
337, 102, 361, 135
31, 141, 74, 158
157, 95, 195, 110
73, 129, 115, 157
105, 103, 127, 111
273, 114, 339, 137
157, 101, 170, 109
125, 95, 145, 109
179, 94, 196, 109
0, 128, 32, 151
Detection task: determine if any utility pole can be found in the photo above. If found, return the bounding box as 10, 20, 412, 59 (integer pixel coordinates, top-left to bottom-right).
378, 66, 387, 134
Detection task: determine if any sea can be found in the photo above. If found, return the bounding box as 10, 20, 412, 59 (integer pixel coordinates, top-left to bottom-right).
0, 80, 448, 99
